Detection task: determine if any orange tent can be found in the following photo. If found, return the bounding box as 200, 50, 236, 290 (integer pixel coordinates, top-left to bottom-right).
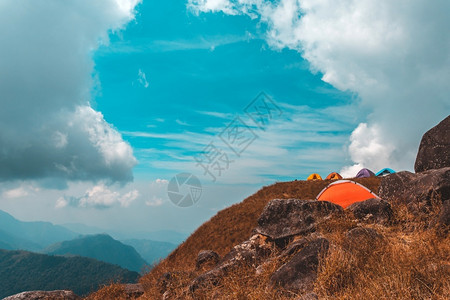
316, 180, 379, 208
307, 173, 322, 181
326, 172, 343, 180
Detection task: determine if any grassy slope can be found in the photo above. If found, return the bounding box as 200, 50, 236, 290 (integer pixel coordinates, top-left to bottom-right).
88, 177, 450, 299
154, 178, 380, 270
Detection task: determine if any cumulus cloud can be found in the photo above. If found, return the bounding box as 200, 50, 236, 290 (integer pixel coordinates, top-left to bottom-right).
56, 183, 139, 209
189, 0, 450, 172
0, 0, 140, 183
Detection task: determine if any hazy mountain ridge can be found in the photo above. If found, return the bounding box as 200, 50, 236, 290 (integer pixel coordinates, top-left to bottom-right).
0, 210, 78, 250
121, 238, 176, 265
42, 234, 148, 272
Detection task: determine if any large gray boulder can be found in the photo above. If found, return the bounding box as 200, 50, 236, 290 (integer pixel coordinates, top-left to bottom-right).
270, 237, 329, 293
3, 290, 80, 300
379, 168, 450, 206
415, 115, 450, 173
348, 198, 393, 224
378, 171, 417, 201
255, 199, 343, 241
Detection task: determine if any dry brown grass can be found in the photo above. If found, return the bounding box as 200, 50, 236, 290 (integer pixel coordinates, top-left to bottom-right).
147, 178, 380, 273
84, 283, 129, 300
85, 177, 450, 299
136, 178, 380, 299
315, 200, 450, 300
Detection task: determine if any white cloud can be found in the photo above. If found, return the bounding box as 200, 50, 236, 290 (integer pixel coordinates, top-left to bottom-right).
189, 0, 239, 14
137, 69, 149, 88
0, 0, 140, 183
340, 123, 395, 177
189, 0, 450, 172
55, 197, 69, 209
3, 187, 29, 199
145, 196, 164, 207
145, 179, 169, 206
176, 119, 191, 126
2, 184, 40, 199
57, 183, 139, 209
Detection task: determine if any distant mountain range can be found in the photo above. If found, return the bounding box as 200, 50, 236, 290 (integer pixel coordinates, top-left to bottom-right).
0, 249, 139, 298
42, 234, 148, 272
0, 210, 77, 250
0, 208, 179, 295
122, 238, 176, 265
61, 222, 187, 244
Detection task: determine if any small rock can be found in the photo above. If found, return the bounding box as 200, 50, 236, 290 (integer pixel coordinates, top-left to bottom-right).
157, 272, 176, 294
3, 290, 80, 300
415, 115, 450, 172
280, 233, 323, 257
281, 237, 310, 257
345, 227, 382, 241
122, 283, 144, 299
348, 198, 393, 224
270, 237, 329, 293
256, 199, 343, 242
196, 250, 220, 270
189, 268, 223, 294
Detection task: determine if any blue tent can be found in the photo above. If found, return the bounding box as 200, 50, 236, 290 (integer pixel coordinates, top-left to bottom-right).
376, 168, 396, 176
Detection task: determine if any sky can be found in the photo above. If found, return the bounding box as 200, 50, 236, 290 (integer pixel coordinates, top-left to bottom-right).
0, 0, 449, 237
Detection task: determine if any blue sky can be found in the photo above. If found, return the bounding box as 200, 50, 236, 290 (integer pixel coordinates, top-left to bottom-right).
94, 0, 357, 182
0, 0, 448, 237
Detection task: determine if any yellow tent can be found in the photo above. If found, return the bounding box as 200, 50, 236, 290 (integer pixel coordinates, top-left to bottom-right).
307, 173, 322, 181
326, 172, 343, 180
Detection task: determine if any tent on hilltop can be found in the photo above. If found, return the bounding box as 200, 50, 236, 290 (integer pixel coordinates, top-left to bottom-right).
316, 180, 380, 208
355, 168, 375, 178
326, 172, 343, 180
376, 168, 396, 177
307, 173, 322, 181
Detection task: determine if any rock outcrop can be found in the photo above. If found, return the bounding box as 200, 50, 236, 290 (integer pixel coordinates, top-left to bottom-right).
255, 199, 343, 242
3, 290, 80, 300
190, 234, 272, 293
415, 115, 450, 173
348, 198, 393, 224
379, 168, 450, 208
378, 171, 417, 201
196, 250, 220, 270
122, 283, 144, 299
270, 237, 329, 293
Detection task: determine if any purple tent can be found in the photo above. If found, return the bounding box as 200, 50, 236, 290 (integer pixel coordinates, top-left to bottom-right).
355, 168, 375, 178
